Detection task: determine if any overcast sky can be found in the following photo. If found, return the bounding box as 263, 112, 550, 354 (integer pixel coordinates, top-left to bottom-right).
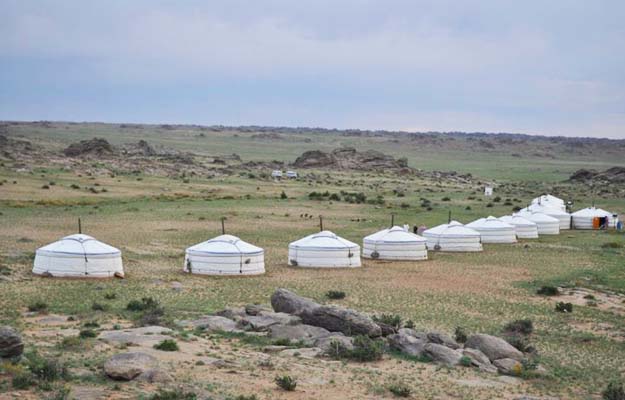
1, 1, 624, 138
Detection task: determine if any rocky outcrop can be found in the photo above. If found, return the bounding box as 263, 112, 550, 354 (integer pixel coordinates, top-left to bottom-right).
423, 343, 463, 366
493, 358, 523, 375
237, 312, 301, 332
388, 332, 426, 357
293, 147, 410, 171
300, 305, 382, 337
98, 326, 172, 345
427, 331, 460, 349
0, 326, 24, 358
569, 166, 625, 184
314, 335, 353, 353
104, 352, 158, 381
269, 324, 332, 344
181, 316, 238, 332
64, 138, 114, 157
465, 334, 524, 361
271, 288, 319, 315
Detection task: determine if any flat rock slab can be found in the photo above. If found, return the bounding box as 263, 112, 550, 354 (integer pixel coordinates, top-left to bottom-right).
104, 352, 158, 381
314, 335, 353, 353
269, 324, 331, 344
238, 313, 301, 332
68, 385, 110, 400
494, 358, 523, 376
279, 347, 324, 359
388, 332, 426, 357
301, 305, 382, 337
423, 343, 462, 366
180, 316, 239, 332
98, 326, 172, 345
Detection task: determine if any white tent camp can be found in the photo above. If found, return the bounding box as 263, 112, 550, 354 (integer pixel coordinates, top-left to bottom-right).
363, 226, 428, 260
531, 194, 566, 212
520, 203, 571, 230
184, 234, 265, 275
466, 216, 517, 244
498, 215, 539, 239
288, 231, 361, 268
571, 207, 618, 230
516, 211, 560, 235
423, 221, 483, 252
33, 234, 124, 278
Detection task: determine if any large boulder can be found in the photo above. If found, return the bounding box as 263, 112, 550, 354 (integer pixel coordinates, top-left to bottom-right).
388, 332, 426, 357
423, 343, 463, 366
301, 305, 382, 337
465, 334, 524, 361
462, 348, 497, 373
270, 289, 320, 315
493, 358, 523, 376
104, 352, 158, 381
0, 326, 24, 358
269, 324, 331, 344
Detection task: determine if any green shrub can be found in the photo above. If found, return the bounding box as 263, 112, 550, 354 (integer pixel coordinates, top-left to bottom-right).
459, 355, 472, 367
503, 319, 533, 336
601, 242, 622, 249
91, 302, 107, 311
388, 383, 411, 397
326, 290, 346, 300
404, 320, 415, 329
79, 329, 97, 339
83, 321, 100, 328
374, 314, 402, 329
536, 286, 559, 296
275, 375, 297, 391
454, 327, 468, 343
154, 339, 179, 351
104, 293, 117, 300
26, 353, 68, 381
555, 302, 573, 313
12, 372, 35, 390
27, 301, 48, 312
338, 335, 384, 362
280, 191, 288, 199
232, 395, 258, 400
441, 196, 451, 201
126, 297, 160, 311
149, 389, 198, 400
603, 381, 625, 400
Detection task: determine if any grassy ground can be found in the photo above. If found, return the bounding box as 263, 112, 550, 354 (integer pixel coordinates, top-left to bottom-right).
0, 124, 624, 399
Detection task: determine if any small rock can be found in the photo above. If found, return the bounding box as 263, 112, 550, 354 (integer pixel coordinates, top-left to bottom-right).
397, 328, 428, 341
238, 313, 301, 332
136, 368, 173, 383
0, 326, 24, 358
279, 347, 323, 359
427, 331, 460, 349
423, 343, 463, 366
314, 334, 353, 353
170, 281, 183, 291
104, 352, 158, 381
184, 316, 238, 332
263, 345, 290, 353
301, 305, 382, 337
215, 307, 247, 320
245, 304, 270, 316
98, 326, 172, 345
493, 358, 523, 376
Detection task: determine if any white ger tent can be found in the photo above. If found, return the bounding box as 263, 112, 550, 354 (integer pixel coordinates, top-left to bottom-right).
33, 234, 124, 278
531, 194, 566, 212
184, 234, 265, 275
520, 203, 571, 230
466, 216, 517, 244
499, 215, 539, 239
571, 207, 618, 230
289, 230, 361, 268
517, 211, 560, 235
363, 226, 428, 261
423, 221, 482, 252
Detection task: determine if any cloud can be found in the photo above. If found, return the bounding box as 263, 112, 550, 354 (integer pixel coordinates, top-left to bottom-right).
0, 0, 624, 137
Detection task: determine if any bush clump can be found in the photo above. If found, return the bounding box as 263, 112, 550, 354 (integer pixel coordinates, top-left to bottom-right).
326, 290, 346, 300
154, 339, 179, 351
388, 383, 412, 397
536, 285, 559, 296
27, 301, 48, 313
603, 381, 625, 400
555, 302, 573, 313
79, 329, 97, 339
602, 242, 622, 249
275, 375, 297, 391
373, 314, 402, 329
503, 319, 534, 336
454, 327, 468, 343
329, 335, 384, 362
149, 389, 198, 400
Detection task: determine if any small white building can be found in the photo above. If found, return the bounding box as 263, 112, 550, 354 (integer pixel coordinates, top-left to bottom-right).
362, 226, 428, 261
516, 211, 560, 235
184, 234, 265, 275
571, 207, 618, 230
288, 231, 361, 268
466, 216, 517, 244
423, 221, 483, 252
286, 170, 298, 179
499, 215, 539, 239
271, 170, 283, 179
484, 186, 494, 196
33, 234, 124, 278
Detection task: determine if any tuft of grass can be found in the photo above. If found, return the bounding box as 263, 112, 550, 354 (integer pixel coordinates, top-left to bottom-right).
555, 302, 573, 313
503, 319, 533, 336
149, 389, 197, 400
27, 301, 48, 313
11, 371, 35, 390
154, 339, 179, 351
329, 335, 384, 362
326, 290, 346, 300
91, 302, 107, 311
601, 242, 622, 249
79, 329, 97, 339
603, 381, 625, 400
454, 326, 468, 343
373, 314, 402, 329
275, 375, 297, 391
388, 383, 412, 397
536, 286, 559, 296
